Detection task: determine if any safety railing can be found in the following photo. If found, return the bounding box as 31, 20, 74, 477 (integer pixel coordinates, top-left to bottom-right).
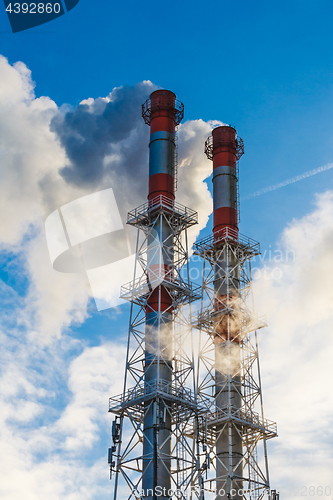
207, 405, 277, 435
127, 195, 198, 226
142, 96, 184, 126
109, 379, 198, 411
193, 226, 260, 255
120, 270, 202, 302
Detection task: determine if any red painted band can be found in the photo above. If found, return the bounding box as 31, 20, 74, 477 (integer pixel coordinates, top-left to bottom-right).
213, 207, 238, 230
147, 287, 172, 311
150, 115, 176, 135
148, 173, 174, 200
213, 152, 237, 169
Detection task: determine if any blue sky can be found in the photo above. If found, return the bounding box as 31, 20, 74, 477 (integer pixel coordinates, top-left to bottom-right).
3, 0, 333, 244
1, 0, 333, 498
2, 0, 333, 231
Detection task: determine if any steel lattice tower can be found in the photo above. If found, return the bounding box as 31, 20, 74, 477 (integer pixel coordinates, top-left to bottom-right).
108, 90, 204, 500
108, 95, 277, 500
191, 126, 277, 500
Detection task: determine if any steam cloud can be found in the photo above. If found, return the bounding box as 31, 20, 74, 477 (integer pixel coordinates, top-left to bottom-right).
1, 54, 333, 498
215, 341, 241, 377
0, 53, 215, 340
50, 82, 154, 188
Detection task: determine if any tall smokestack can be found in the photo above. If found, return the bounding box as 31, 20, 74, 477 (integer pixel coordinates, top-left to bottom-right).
109, 96, 277, 500
109, 89, 202, 500
211, 126, 239, 234
142, 90, 184, 500
205, 125, 244, 500
145, 90, 178, 201
143, 90, 179, 325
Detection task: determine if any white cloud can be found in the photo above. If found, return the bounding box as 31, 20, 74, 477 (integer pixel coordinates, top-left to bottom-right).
0, 54, 91, 341
177, 119, 216, 248
0, 55, 216, 340
0, 56, 64, 245
0, 54, 296, 500
55, 342, 125, 451
0, 336, 125, 500
253, 190, 333, 492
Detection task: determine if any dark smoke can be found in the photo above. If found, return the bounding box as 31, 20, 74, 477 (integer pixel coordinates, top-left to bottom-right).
50, 82, 155, 188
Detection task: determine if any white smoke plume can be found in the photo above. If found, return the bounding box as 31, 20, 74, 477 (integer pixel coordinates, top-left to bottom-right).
0, 55, 216, 500
1, 53, 333, 498
215, 341, 241, 377
0, 54, 216, 340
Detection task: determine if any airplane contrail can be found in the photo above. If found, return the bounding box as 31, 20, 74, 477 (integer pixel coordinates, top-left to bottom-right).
242, 163, 333, 200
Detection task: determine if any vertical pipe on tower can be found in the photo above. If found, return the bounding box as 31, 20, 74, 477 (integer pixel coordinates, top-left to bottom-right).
206, 126, 243, 500
142, 90, 183, 500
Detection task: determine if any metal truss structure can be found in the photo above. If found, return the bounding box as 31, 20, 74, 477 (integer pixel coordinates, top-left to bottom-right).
108, 100, 277, 500
109, 216, 277, 500
109, 195, 205, 500
191, 227, 277, 500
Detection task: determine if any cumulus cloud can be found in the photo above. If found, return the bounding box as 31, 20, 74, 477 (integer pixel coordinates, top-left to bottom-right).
0, 54, 219, 500
0, 54, 91, 340
0, 55, 214, 338
4, 52, 333, 499
1, 53, 333, 499
49, 86, 216, 262
44, 79, 216, 313
50, 82, 154, 188
0, 329, 125, 499
54, 342, 125, 451
0, 56, 59, 245
253, 190, 333, 491
177, 119, 217, 247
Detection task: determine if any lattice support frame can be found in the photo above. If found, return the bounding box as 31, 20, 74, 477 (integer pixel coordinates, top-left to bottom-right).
191, 235, 277, 500
109, 200, 204, 500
